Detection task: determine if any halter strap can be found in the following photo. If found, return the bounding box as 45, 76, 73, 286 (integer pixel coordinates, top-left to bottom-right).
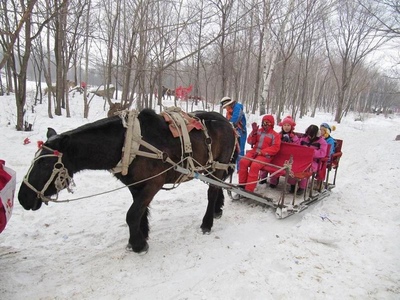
23, 145, 75, 203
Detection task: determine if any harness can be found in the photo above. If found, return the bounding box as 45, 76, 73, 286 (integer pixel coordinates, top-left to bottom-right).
23, 108, 236, 203
112, 108, 234, 183
23, 143, 75, 203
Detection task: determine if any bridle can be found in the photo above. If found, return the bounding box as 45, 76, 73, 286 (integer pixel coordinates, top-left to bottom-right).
23, 143, 75, 204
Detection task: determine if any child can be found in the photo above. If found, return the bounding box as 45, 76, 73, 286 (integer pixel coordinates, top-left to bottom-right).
279, 116, 299, 143
268, 116, 298, 188
320, 123, 336, 160
238, 115, 281, 192
291, 125, 328, 195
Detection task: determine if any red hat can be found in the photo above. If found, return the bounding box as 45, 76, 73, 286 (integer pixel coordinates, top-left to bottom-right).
279, 116, 296, 129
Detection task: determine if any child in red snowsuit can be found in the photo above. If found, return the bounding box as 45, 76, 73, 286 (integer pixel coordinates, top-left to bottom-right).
238, 115, 281, 192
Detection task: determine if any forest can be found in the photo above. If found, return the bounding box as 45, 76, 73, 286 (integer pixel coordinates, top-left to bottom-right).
1, 0, 399, 131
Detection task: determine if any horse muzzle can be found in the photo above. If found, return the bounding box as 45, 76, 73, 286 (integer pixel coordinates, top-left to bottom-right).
18, 184, 43, 211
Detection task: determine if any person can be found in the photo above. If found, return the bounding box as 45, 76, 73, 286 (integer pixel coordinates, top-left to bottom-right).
320, 123, 336, 160
220, 96, 247, 170
268, 115, 298, 188
238, 115, 281, 192
291, 125, 328, 195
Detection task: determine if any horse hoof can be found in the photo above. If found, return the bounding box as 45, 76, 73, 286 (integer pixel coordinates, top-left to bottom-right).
214, 211, 222, 219
201, 227, 211, 235
126, 242, 149, 254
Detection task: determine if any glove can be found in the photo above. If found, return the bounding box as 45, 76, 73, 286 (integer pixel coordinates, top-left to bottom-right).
251, 122, 259, 135
282, 134, 290, 142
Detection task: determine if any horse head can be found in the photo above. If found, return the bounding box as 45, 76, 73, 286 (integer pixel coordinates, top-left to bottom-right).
18, 128, 74, 211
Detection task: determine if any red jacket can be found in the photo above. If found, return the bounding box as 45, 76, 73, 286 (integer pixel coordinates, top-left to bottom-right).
247, 115, 281, 158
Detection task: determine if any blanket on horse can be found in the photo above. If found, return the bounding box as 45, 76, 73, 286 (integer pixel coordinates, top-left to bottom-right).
161, 107, 203, 138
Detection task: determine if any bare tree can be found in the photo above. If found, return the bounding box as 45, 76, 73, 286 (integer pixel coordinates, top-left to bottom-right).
323, 0, 390, 123
213, 0, 233, 101
82, 0, 92, 118
0, 0, 41, 130
258, 0, 278, 115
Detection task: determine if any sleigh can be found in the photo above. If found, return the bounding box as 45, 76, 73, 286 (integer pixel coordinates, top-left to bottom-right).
177, 140, 343, 219
19, 106, 343, 252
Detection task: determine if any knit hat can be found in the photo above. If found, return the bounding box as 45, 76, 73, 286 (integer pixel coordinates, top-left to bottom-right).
305, 125, 321, 139
320, 123, 336, 133
279, 116, 296, 130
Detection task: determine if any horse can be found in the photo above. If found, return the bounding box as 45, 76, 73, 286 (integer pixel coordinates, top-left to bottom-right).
43, 80, 77, 97
43, 85, 56, 97
18, 109, 238, 254
162, 86, 174, 100
88, 85, 116, 99
107, 102, 126, 117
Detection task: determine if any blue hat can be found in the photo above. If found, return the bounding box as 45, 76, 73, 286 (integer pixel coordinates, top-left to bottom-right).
320, 123, 331, 132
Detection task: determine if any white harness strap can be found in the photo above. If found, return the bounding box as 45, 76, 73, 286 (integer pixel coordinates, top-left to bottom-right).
162, 107, 196, 172
111, 110, 142, 175
163, 106, 193, 154
111, 109, 178, 175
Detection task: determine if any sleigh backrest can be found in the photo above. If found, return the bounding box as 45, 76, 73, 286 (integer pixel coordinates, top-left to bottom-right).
328, 139, 343, 169
262, 143, 314, 179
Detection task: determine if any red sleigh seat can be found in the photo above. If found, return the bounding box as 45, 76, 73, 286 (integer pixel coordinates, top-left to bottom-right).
261, 143, 315, 183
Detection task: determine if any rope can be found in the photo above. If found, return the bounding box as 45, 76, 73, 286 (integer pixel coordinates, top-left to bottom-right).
45, 162, 179, 203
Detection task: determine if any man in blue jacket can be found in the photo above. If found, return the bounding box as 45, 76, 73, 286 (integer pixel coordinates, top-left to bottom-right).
220, 96, 247, 170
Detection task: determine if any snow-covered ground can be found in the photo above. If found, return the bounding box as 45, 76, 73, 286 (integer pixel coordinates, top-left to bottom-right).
1, 85, 399, 299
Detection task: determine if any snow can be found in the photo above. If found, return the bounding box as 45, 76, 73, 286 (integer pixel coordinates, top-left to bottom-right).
1, 86, 399, 299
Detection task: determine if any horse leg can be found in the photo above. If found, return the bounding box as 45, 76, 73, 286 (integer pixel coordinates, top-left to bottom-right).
126, 200, 149, 253
125, 183, 161, 253
201, 185, 219, 234
140, 206, 150, 239
214, 188, 225, 219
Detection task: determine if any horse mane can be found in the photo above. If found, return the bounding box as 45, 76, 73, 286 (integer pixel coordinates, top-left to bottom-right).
138, 108, 159, 119
45, 116, 123, 156
62, 116, 121, 137
193, 111, 228, 122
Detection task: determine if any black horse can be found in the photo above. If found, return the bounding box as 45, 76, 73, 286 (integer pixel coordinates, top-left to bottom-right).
18, 109, 238, 253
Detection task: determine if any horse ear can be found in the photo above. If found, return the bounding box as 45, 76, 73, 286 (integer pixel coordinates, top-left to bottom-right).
47, 128, 57, 139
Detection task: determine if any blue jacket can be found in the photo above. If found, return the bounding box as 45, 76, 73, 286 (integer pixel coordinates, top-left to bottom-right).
228, 102, 247, 136
325, 136, 336, 158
